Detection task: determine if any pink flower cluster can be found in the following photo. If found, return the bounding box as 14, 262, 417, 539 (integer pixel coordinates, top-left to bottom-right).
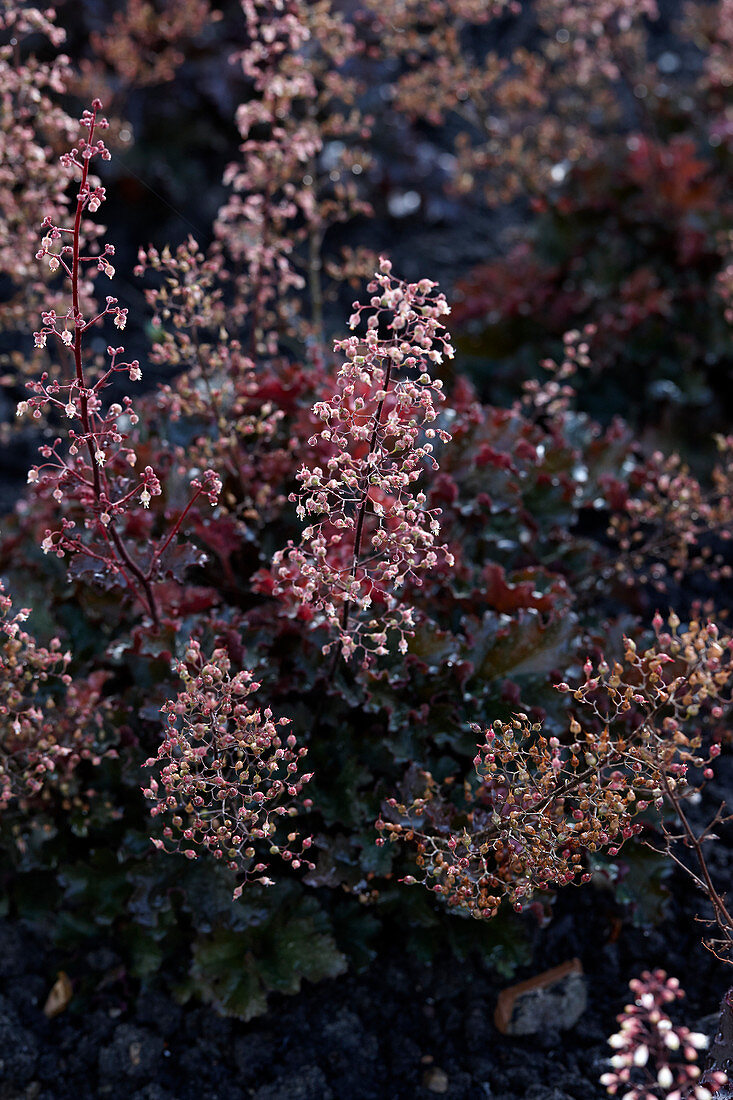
544, 0, 659, 85
0, 579, 111, 810
273, 258, 455, 663
134, 235, 288, 523
143, 640, 313, 898
0, 580, 70, 809
601, 970, 726, 1100
88, 0, 216, 88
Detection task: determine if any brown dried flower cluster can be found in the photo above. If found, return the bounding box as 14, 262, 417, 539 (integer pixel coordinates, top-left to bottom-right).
378, 616, 731, 919
610, 436, 733, 591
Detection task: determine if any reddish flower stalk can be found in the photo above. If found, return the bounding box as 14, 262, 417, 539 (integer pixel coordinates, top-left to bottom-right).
19, 101, 222, 627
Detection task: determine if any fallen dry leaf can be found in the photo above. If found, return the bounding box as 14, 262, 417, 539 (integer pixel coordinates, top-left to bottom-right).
43, 971, 73, 1018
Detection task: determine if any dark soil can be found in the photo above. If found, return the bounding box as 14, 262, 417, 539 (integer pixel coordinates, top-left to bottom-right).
1, 758, 731, 1100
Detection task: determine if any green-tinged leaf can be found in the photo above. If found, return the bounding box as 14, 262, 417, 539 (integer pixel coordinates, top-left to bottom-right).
177, 893, 347, 1020
594, 843, 673, 928
469, 607, 579, 680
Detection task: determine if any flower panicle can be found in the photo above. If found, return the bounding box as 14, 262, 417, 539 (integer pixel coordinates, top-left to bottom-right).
273, 258, 455, 665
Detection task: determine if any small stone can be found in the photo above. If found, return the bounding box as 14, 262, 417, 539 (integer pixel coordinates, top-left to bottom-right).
494, 958, 586, 1037
423, 1066, 449, 1093
98, 1023, 165, 1081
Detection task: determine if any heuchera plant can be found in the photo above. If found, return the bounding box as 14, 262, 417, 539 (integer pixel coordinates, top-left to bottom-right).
134, 235, 290, 525
0, 578, 109, 811
216, 0, 374, 357
0, 5, 83, 398
3, 0, 733, 1033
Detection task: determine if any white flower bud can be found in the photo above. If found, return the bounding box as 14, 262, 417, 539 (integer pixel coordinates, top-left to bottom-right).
657, 1065, 674, 1090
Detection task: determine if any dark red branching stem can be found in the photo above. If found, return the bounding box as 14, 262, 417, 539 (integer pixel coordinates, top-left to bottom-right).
71, 112, 100, 499
70, 108, 159, 627
660, 771, 733, 958
339, 356, 394, 638
24, 101, 223, 630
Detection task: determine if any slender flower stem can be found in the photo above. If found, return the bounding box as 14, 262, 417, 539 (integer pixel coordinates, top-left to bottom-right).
661, 771, 733, 953
149, 486, 207, 568
71, 112, 101, 502
339, 357, 394, 638
68, 108, 159, 626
